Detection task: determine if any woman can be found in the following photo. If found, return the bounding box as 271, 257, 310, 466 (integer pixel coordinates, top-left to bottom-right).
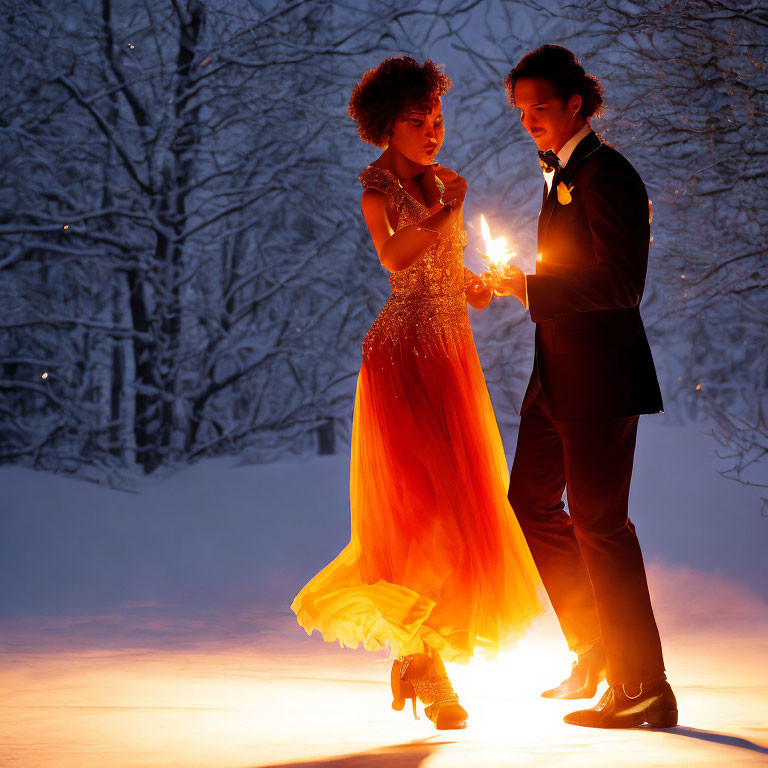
291, 56, 542, 730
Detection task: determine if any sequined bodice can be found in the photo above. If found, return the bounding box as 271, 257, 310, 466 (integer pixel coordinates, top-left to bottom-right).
359, 166, 468, 299
358, 165, 472, 361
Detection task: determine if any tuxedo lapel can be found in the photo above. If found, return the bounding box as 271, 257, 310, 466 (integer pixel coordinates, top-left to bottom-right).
537, 181, 551, 245
537, 180, 557, 247
559, 131, 602, 186
537, 132, 603, 249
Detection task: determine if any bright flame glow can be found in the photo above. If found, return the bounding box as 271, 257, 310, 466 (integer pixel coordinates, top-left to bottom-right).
479, 214, 516, 270
449, 618, 575, 706
41, 371, 49, 380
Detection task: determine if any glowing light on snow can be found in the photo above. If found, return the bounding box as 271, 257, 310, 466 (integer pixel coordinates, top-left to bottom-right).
696, 384, 702, 390
128, 43, 135, 49
449, 629, 575, 705
0, 636, 578, 766
41, 371, 49, 380
63, 224, 69, 230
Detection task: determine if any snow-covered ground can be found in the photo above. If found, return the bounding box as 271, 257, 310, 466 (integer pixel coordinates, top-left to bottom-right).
1, 419, 767, 767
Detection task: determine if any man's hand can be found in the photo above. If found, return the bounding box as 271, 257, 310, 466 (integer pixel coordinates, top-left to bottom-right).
494, 263, 527, 307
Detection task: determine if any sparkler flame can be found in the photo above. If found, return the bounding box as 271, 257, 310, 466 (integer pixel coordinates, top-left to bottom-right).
478, 214, 516, 270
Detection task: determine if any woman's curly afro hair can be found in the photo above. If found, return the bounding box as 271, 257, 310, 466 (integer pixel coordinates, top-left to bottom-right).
348, 56, 452, 148
504, 45, 604, 120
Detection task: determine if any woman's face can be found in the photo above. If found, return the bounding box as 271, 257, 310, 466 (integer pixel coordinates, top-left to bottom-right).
388, 98, 445, 166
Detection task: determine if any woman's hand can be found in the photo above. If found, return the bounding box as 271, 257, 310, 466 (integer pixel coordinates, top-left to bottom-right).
420, 164, 445, 210
422, 165, 467, 229
465, 269, 496, 311
436, 166, 468, 207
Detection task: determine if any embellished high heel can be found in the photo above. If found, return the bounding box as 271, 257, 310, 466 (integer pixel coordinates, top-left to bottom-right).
390, 652, 428, 720
390, 647, 468, 730
418, 646, 468, 730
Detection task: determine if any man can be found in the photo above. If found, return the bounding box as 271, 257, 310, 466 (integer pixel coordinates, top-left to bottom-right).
496, 45, 677, 729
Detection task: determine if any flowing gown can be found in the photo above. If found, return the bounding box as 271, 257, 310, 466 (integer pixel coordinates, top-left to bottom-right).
290, 165, 543, 664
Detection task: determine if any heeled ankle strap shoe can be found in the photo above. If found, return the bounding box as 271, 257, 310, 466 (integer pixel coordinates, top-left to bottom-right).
390, 652, 429, 720
390, 650, 468, 730
411, 673, 467, 729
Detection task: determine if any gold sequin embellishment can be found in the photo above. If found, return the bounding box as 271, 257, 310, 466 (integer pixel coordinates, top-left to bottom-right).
359, 165, 471, 363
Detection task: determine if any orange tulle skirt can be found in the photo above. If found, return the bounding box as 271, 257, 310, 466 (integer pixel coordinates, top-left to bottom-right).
290, 308, 543, 664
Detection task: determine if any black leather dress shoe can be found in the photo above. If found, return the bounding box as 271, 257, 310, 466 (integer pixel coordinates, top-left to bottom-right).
564, 679, 678, 729
541, 644, 606, 699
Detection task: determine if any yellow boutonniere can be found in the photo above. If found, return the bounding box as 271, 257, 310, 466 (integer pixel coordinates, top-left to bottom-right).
557, 181, 574, 205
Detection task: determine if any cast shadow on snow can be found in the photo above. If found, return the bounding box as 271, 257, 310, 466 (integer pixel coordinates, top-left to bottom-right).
254, 739, 446, 768
645, 725, 768, 755
251, 727, 768, 767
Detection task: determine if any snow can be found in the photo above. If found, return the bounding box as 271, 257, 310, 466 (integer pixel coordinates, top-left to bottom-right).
1, 419, 767, 766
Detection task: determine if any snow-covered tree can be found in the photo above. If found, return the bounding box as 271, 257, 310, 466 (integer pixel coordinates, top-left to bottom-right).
1, 0, 765, 493
569, 0, 768, 491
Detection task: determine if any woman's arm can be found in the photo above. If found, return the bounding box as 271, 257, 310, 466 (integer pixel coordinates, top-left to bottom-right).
361, 190, 460, 272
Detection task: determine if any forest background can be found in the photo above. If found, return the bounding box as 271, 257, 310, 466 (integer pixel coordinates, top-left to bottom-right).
1, 0, 765, 499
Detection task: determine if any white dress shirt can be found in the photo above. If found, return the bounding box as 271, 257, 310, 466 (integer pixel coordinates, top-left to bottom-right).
543, 123, 593, 192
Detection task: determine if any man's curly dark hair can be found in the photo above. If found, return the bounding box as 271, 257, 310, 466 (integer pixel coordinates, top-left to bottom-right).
349, 56, 452, 148
505, 45, 604, 120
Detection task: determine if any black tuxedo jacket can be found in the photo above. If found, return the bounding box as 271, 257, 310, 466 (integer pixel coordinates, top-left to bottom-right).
522, 131, 664, 420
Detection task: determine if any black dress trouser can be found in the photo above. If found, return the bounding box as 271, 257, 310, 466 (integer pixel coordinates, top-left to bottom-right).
508, 387, 665, 686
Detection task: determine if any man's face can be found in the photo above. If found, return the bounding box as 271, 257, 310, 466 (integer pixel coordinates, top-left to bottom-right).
513, 77, 580, 153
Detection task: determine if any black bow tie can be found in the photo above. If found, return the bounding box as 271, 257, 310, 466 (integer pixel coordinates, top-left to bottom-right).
538, 149, 561, 173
